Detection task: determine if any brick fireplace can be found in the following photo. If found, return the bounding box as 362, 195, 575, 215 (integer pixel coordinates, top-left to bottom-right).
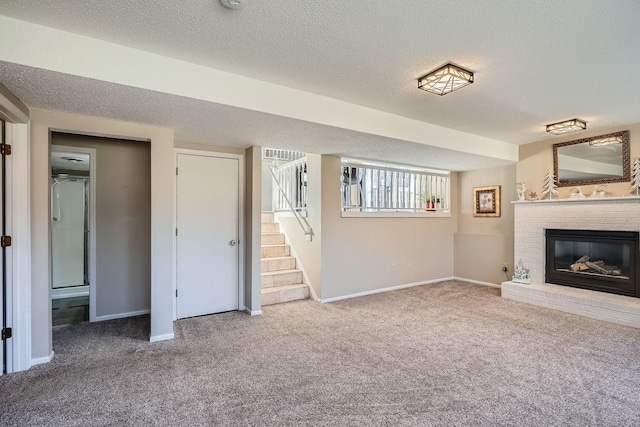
502, 197, 640, 328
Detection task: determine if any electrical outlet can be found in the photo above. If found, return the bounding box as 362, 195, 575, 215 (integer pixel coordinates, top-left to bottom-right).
502, 264, 508, 272
392, 263, 396, 271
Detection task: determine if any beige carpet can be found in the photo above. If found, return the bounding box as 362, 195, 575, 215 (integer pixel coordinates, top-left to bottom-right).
2, 280, 640, 426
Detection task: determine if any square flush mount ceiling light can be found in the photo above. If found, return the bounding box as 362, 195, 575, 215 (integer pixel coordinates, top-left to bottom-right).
418, 63, 474, 96
546, 118, 587, 135
589, 135, 623, 146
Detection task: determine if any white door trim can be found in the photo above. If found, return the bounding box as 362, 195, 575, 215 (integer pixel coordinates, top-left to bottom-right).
173, 148, 245, 321
4, 121, 31, 373
51, 145, 97, 322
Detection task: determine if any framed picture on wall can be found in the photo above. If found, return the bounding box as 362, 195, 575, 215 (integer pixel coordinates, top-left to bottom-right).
473, 185, 501, 217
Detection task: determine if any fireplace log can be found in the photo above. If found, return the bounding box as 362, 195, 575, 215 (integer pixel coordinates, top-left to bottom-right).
574, 255, 590, 264
584, 261, 621, 275
570, 262, 589, 272
585, 261, 609, 274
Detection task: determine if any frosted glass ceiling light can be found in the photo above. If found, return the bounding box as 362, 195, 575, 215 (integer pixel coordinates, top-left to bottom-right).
418, 63, 474, 96
589, 136, 623, 146
546, 119, 587, 135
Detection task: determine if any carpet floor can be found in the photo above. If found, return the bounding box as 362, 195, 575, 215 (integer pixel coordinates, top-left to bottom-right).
2, 280, 640, 426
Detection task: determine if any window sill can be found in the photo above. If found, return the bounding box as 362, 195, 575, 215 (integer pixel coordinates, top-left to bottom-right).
341, 210, 451, 218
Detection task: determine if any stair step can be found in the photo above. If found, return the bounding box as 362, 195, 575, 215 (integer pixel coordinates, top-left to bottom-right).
261, 284, 309, 306
261, 269, 303, 288
261, 256, 296, 273
261, 212, 274, 223
261, 223, 279, 233
261, 233, 285, 245
261, 244, 290, 258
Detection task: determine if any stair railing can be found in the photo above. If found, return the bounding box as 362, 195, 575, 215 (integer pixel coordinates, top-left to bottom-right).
268, 164, 313, 242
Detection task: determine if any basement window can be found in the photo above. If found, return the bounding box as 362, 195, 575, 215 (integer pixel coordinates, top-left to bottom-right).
341, 159, 451, 217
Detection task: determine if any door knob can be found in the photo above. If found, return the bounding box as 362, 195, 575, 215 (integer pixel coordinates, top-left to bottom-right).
229, 240, 238, 246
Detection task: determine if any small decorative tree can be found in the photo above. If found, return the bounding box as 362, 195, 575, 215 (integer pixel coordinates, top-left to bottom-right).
542, 168, 558, 199
516, 182, 526, 201
631, 158, 640, 196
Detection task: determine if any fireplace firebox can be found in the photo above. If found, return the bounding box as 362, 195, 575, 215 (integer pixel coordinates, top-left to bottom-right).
545, 229, 640, 297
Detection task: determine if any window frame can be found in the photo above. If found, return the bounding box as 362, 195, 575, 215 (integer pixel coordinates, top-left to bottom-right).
340, 158, 451, 218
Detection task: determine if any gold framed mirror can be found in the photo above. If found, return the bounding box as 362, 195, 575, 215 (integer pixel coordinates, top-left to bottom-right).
552, 130, 630, 187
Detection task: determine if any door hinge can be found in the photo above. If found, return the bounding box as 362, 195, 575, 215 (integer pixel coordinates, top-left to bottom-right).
176, 167, 178, 175
1, 327, 12, 340
1, 144, 11, 156
1, 235, 11, 247
175, 289, 178, 298
175, 228, 178, 236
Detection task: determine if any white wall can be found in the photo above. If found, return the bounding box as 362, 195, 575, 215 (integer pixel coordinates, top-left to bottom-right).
319, 156, 457, 300
261, 158, 274, 212
30, 110, 174, 360
454, 164, 516, 285
244, 146, 262, 312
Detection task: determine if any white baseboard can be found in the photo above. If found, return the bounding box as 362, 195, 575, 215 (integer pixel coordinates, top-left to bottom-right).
149, 333, 174, 343
244, 308, 262, 316
454, 277, 501, 288
31, 351, 54, 367
307, 284, 321, 303
94, 309, 150, 322
321, 277, 454, 303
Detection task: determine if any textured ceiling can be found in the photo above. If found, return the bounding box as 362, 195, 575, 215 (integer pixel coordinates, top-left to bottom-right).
1, 1, 640, 166
0, 62, 512, 171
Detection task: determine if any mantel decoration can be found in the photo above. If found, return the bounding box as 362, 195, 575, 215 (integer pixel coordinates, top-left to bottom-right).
512, 259, 531, 284
542, 168, 559, 199
591, 185, 607, 198
631, 158, 640, 195
516, 182, 526, 201
569, 187, 585, 199
473, 185, 501, 217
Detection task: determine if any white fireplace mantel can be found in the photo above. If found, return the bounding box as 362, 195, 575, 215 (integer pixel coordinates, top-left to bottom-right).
511, 196, 640, 205
502, 195, 640, 328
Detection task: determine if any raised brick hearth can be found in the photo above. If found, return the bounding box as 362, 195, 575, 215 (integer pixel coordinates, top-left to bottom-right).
502, 197, 640, 328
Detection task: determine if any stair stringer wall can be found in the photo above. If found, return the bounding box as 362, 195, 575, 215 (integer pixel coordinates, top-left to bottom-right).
275, 215, 320, 302
274, 154, 322, 299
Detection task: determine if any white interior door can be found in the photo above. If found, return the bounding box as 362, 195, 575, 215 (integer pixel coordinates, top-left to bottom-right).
176, 153, 240, 319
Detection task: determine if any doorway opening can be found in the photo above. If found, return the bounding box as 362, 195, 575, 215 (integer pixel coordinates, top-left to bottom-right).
50, 132, 151, 331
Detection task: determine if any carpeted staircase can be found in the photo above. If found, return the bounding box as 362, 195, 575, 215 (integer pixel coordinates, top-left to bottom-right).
261, 213, 309, 305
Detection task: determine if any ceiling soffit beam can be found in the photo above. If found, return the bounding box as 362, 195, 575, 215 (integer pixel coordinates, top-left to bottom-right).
0, 81, 29, 123
0, 15, 517, 163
